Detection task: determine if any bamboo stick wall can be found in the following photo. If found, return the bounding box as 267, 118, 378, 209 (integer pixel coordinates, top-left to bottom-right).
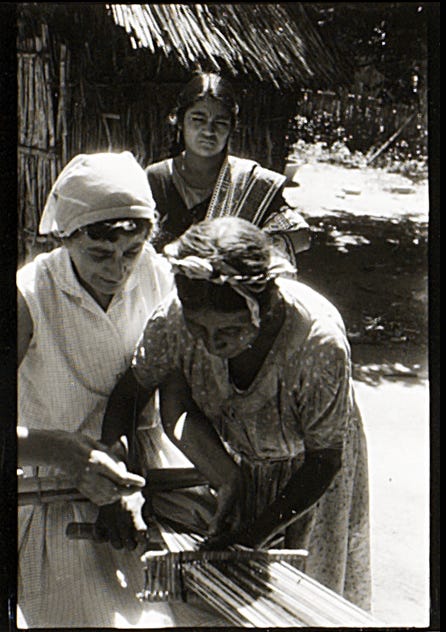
17, 13, 296, 264
18, 22, 62, 262
17, 5, 426, 264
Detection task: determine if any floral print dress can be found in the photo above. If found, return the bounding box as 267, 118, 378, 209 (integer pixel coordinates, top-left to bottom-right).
133, 278, 371, 610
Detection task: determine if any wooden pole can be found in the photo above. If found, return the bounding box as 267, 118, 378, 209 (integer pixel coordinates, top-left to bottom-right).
366, 112, 416, 165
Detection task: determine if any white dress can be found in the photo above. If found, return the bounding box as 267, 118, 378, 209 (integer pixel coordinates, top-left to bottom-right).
17, 244, 225, 628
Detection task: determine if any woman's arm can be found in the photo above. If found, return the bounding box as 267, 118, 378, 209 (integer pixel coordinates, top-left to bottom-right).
241, 448, 341, 548
269, 231, 311, 266
17, 290, 33, 366
101, 367, 154, 460
17, 427, 145, 506
263, 189, 312, 257
93, 370, 155, 548
207, 339, 351, 550
285, 227, 312, 254
102, 301, 178, 461
262, 199, 311, 266
159, 370, 244, 534
247, 337, 352, 548
243, 341, 350, 548
204, 447, 341, 550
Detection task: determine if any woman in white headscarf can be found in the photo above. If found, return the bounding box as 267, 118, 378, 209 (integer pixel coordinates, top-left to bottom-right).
17, 152, 224, 628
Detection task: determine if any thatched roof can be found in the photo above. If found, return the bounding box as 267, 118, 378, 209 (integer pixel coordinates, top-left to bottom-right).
16, 2, 343, 263
106, 3, 341, 89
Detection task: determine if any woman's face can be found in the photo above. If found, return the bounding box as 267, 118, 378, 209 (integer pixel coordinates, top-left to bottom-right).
182, 97, 232, 158
65, 230, 146, 303
182, 306, 259, 359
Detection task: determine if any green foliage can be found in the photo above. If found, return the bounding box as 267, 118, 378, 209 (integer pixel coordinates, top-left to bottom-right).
286, 98, 428, 181
374, 147, 428, 182
290, 113, 348, 147
288, 104, 427, 156
303, 2, 429, 105
288, 138, 428, 183
288, 139, 366, 169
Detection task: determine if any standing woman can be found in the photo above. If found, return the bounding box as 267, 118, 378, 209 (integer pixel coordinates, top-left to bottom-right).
108, 217, 371, 611
145, 72, 311, 263
17, 152, 223, 628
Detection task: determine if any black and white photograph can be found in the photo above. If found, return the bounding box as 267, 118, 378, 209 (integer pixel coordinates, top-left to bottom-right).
2, 2, 439, 629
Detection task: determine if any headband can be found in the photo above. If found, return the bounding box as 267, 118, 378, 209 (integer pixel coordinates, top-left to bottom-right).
166, 253, 294, 327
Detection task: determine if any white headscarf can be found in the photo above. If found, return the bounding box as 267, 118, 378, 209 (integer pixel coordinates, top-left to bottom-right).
39, 151, 157, 237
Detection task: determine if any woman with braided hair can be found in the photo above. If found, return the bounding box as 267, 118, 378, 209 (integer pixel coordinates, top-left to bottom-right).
104, 216, 371, 610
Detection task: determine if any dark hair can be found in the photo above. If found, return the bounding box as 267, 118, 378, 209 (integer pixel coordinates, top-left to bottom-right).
169, 72, 239, 153
175, 276, 250, 313
165, 217, 275, 312
65, 218, 153, 243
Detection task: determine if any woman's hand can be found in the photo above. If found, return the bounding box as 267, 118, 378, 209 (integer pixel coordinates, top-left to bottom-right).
203, 448, 343, 551
205, 448, 343, 550
17, 427, 146, 506
208, 468, 245, 538
201, 522, 282, 551
94, 491, 148, 549
63, 432, 146, 506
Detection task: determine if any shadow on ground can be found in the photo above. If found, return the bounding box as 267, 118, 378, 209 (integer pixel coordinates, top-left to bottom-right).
293, 206, 430, 625
296, 210, 429, 385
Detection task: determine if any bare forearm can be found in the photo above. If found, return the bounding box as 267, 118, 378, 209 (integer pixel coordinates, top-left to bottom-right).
248, 449, 341, 547
101, 368, 154, 470
17, 426, 146, 506
159, 376, 240, 488
167, 410, 238, 487
18, 427, 74, 469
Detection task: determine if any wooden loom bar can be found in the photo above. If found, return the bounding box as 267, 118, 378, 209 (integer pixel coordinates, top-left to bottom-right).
173, 533, 304, 626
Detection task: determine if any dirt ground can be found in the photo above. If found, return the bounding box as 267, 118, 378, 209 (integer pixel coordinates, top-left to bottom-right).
286, 162, 431, 627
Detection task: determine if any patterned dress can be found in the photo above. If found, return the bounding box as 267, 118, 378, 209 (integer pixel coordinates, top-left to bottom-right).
133, 278, 371, 610
17, 245, 226, 627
